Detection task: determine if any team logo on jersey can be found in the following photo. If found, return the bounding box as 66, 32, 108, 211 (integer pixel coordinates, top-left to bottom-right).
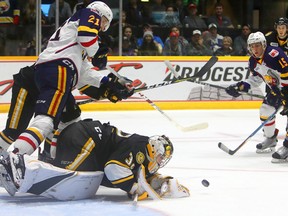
136, 152, 145, 164
270, 42, 279, 47
268, 49, 279, 57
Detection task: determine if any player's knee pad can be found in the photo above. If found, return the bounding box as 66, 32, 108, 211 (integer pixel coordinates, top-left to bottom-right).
260, 103, 276, 121
29, 115, 54, 138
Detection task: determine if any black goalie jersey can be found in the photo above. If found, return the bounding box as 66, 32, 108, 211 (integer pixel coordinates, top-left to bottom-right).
53, 120, 154, 193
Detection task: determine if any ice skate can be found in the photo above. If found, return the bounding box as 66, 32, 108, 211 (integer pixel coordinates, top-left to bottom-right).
271, 146, 288, 163
256, 129, 278, 153
0, 152, 25, 196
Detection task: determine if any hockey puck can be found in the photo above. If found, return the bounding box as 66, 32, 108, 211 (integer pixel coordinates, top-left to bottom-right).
201, 179, 209, 187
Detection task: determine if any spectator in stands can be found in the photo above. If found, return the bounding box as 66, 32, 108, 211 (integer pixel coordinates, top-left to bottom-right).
0, 0, 20, 55
164, 26, 188, 48
72, 0, 94, 14
214, 36, 236, 56
182, 3, 207, 30
137, 30, 162, 56
22, 0, 48, 55
114, 25, 138, 56
186, 30, 213, 56
48, 0, 72, 24
203, 23, 223, 52
160, 5, 182, 28
233, 24, 251, 56
150, 0, 166, 25
174, 0, 189, 23
207, 2, 234, 29
137, 23, 164, 48
162, 31, 185, 56
124, 0, 145, 27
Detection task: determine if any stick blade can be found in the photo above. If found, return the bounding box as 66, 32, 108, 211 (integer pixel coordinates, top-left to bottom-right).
180, 122, 208, 132
196, 56, 218, 77
218, 142, 234, 155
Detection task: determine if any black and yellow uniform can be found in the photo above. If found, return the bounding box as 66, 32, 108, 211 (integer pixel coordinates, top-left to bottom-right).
265, 31, 288, 55
53, 119, 154, 193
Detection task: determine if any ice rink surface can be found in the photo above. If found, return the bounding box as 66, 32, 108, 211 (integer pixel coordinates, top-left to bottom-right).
1, 109, 288, 216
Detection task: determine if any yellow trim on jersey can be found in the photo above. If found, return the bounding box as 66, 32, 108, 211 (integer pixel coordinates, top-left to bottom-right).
28, 127, 45, 142
105, 160, 130, 169
66, 137, 96, 171
78, 85, 91, 92
280, 72, 288, 78
0, 132, 13, 144
48, 66, 67, 117
9, 88, 28, 129
78, 26, 99, 35
111, 174, 134, 185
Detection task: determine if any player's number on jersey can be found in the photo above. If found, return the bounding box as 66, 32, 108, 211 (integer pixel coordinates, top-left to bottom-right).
88, 15, 100, 27
279, 57, 288, 68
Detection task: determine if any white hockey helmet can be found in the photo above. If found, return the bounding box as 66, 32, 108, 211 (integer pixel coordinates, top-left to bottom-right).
247, 31, 267, 54
87, 1, 113, 32
146, 135, 174, 174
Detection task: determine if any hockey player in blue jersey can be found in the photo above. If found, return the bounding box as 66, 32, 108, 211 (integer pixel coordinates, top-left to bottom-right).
225, 31, 288, 159
0, 2, 134, 158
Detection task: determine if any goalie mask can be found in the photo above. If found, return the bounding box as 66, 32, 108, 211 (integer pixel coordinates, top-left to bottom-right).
146, 135, 174, 174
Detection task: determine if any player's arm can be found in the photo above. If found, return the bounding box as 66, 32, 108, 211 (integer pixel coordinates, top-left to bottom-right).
76, 8, 102, 57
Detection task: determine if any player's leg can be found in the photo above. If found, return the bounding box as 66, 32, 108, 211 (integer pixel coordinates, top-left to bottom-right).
256, 103, 278, 153
0, 68, 38, 154
0, 153, 104, 200
12, 62, 75, 155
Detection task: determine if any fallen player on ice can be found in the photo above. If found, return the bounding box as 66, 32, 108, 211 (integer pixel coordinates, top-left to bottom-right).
0, 119, 189, 201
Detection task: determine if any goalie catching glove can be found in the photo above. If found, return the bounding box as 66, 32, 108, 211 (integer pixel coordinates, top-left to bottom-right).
225, 81, 251, 97
128, 165, 190, 201
99, 73, 134, 103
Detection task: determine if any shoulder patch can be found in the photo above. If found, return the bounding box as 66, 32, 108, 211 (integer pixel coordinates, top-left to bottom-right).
136, 152, 145, 164
268, 49, 279, 57
265, 31, 273, 36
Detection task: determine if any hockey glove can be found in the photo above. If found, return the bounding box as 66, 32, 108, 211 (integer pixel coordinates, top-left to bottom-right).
99, 73, 134, 103
265, 87, 282, 108
92, 43, 109, 70
225, 81, 250, 97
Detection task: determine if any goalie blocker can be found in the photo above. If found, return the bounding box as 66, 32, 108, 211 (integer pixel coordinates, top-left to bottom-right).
0, 120, 189, 201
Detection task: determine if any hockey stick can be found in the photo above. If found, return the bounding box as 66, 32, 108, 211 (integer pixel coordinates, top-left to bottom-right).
77, 56, 218, 105
107, 66, 208, 132
188, 80, 265, 99
138, 92, 208, 132
164, 60, 264, 99
218, 107, 281, 155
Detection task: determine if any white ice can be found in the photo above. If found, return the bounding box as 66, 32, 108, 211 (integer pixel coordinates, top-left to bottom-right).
1, 109, 288, 216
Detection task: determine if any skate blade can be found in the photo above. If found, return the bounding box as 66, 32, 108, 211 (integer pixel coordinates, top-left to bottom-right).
0, 164, 17, 196
256, 147, 275, 154
271, 158, 288, 163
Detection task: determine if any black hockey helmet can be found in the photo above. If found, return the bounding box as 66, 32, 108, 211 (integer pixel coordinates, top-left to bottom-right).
274, 17, 288, 28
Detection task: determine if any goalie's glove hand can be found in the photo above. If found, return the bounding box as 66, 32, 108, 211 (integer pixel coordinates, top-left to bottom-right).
92, 43, 109, 70
100, 73, 134, 103
225, 81, 250, 97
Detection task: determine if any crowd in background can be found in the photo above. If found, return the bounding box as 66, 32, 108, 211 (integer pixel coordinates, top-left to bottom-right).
0, 0, 286, 56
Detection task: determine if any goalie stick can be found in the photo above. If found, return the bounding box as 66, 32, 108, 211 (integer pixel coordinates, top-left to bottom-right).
218, 107, 281, 155
76, 56, 218, 105
138, 92, 208, 132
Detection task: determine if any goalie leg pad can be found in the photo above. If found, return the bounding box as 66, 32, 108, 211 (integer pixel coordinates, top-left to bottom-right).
19, 155, 104, 200
161, 179, 190, 198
